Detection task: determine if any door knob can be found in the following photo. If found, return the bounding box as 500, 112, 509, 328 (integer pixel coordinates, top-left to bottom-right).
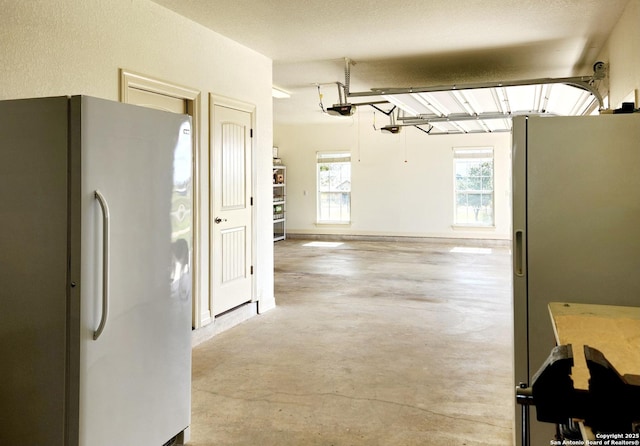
214, 217, 227, 224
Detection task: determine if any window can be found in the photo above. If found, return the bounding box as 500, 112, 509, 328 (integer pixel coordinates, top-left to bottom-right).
453, 147, 494, 226
317, 152, 351, 223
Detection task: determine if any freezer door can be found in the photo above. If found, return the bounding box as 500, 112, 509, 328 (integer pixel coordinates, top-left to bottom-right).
70, 96, 192, 446
514, 114, 640, 446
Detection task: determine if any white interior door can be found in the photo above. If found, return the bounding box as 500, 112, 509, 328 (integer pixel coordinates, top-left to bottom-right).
211, 104, 253, 315
121, 78, 203, 328
125, 87, 187, 114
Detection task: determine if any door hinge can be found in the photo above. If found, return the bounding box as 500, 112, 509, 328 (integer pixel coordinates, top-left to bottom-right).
250, 266, 254, 275
250, 128, 254, 138
250, 196, 254, 206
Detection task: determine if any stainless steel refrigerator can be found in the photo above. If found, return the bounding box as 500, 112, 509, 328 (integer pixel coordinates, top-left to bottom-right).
0, 96, 193, 445
512, 113, 640, 445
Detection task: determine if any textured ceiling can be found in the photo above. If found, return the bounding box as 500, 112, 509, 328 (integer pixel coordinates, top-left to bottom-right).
151, 0, 630, 124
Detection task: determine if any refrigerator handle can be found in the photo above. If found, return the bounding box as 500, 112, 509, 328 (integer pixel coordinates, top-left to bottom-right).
515, 229, 525, 277
94, 190, 110, 340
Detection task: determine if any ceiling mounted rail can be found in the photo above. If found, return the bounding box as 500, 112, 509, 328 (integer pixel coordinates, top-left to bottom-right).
398, 110, 539, 124
343, 59, 607, 111
317, 58, 608, 134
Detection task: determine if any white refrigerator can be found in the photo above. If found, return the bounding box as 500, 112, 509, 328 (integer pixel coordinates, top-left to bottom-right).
0, 96, 192, 445
512, 114, 640, 445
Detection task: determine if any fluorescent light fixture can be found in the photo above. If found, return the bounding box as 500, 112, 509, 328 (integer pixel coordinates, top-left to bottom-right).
272, 86, 291, 99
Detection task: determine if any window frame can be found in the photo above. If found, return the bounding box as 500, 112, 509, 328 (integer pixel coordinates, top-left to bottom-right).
452, 147, 495, 228
316, 151, 352, 224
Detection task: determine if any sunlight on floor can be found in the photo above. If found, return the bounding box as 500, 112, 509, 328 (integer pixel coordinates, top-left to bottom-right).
303, 241, 344, 248
450, 246, 493, 254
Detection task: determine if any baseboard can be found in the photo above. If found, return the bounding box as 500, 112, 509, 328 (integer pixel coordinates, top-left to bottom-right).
285, 233, 510, 248
191, 301, 258, 347
257, 297, 276, 314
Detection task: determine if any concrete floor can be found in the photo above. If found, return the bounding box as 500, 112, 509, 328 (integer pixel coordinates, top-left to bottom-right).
189, 239, 514, 445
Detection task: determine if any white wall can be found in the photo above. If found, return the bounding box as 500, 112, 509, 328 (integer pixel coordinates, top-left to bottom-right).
275, 109, 512, 240
599, 0, 640, 108
275, 0, 640, 243
0, 0, 275, 327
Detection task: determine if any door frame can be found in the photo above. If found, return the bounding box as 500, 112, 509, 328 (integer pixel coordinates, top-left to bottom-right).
209, 93, 257, 314
119, 69, 203, 328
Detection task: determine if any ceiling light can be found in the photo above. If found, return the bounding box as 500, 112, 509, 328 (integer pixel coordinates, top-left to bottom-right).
272, 87, 290, 99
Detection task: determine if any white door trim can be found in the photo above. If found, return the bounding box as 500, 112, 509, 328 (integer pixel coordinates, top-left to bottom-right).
209, 94, 257, 314
119, 69, 204, 328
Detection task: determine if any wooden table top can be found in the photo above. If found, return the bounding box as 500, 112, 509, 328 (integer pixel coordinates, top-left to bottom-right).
548, 302, 640, 391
